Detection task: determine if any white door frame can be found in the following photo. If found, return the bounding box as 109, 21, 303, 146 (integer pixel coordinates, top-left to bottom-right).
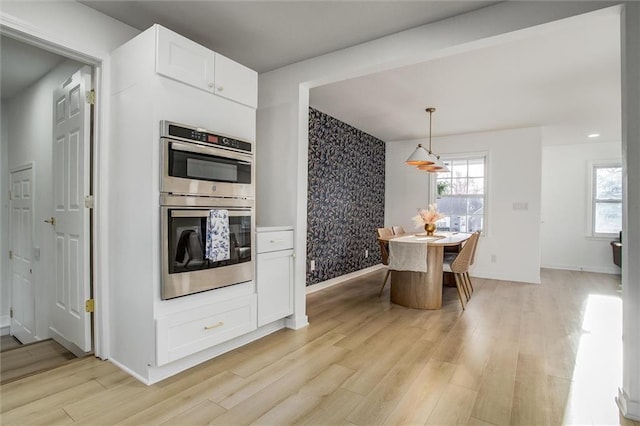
0, 16, 110, 359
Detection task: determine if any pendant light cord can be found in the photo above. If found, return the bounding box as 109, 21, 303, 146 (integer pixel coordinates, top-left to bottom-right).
426, 107, 436, 154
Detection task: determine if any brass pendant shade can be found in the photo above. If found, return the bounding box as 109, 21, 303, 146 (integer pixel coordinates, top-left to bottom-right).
406, 107, 449, 173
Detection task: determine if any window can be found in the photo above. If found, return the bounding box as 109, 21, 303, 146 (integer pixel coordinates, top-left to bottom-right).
592, 164, 622, 236
434, 156, 486, 233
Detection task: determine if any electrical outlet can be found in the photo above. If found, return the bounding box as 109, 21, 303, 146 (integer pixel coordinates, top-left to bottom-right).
491, 254, 497, 263
310, 260, 315, 271
365, 249, 369, 258
512, 202, 529, 211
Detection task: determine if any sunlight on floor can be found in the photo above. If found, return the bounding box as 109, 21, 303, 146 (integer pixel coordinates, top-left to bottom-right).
564, 294, 622, 425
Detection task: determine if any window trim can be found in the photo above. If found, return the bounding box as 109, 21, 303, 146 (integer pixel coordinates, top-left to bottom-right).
587, 160, 622, 238
429, 151, 489, 235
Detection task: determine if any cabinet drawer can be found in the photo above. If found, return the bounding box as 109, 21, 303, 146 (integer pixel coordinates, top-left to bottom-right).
257, 231, 294, 253
156, 294, 256, 366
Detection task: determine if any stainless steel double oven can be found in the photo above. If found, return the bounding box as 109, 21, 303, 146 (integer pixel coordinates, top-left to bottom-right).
160, 121, 254, 300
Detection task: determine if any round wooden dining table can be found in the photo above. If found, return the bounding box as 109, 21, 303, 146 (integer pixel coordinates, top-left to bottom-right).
378, 232, 472, 309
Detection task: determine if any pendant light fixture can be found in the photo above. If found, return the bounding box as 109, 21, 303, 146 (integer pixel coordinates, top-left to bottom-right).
407, 107, 449, 173
405, 143, 433, 166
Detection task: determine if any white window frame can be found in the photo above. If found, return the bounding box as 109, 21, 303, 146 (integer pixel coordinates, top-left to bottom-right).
588, 161, 622, 238
429, 152, 489, 235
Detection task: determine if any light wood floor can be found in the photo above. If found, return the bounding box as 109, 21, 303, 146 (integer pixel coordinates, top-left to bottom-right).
1, 269, 637, 425
0, 339, 76, 384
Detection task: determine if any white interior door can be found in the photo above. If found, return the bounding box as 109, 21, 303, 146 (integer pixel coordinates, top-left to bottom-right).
50, 66, 92, 354
10, 166, 36, 344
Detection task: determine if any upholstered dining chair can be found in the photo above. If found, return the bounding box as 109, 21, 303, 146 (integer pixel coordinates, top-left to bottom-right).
377, 239, 391, 297
442, 232, 480, 310
392, 226, 406, 235
463, 231, 481, 295
377, 227, 393, 238
376, 228, 393, 296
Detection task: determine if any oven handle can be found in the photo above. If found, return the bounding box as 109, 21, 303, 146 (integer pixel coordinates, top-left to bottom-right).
169, 140, 252, 163
171, 209, 251, 218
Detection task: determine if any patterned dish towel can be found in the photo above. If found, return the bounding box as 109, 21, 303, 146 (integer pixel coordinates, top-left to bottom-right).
205, 209, 230, 262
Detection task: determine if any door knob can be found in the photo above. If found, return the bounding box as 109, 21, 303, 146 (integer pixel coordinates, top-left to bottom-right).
44, 217, 56, 226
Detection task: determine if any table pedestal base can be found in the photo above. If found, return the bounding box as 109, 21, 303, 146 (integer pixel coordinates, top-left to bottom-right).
390, 245, 444, 310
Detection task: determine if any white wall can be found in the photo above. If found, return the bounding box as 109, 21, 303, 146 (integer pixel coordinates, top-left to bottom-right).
386, 128, 543, 284
4, 60, 84, 340
619, 2, 640, 419
0, 1, 138, 60
1, 102, 9, 332
1, 1, 139, 356
541, 142, 621, 274
258, 1, 612, 328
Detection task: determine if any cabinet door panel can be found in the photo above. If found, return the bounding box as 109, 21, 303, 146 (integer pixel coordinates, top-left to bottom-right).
257, 249, 293, 326
214, 53, 258, 108
156, 26, 215, 92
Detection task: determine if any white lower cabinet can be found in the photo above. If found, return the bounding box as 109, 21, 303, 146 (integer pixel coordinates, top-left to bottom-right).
257, 228, 294, 326
156, 294, 257, 366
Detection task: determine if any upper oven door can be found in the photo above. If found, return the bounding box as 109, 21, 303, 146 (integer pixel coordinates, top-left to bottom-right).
162, 138, 253, 197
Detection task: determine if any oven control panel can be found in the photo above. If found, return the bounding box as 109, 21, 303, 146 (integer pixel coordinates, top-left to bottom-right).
163, 122, 252, 153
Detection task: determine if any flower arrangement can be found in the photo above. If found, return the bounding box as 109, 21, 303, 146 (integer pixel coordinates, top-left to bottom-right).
412, 204, 445, 228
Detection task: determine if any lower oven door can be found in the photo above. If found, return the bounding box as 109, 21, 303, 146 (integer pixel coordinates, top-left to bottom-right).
161, 204, 254, 300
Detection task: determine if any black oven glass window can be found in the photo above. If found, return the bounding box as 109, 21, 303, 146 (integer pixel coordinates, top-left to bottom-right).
169, 148, 251, 184
168, 210, 252, 274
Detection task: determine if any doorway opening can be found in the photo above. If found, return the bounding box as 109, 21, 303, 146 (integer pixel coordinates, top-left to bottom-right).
1, 34, 95, 373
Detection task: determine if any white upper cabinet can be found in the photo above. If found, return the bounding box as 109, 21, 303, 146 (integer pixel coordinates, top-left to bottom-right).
156, 26, 257, 108
214, 53, 258, 109
156, 26, 215, 93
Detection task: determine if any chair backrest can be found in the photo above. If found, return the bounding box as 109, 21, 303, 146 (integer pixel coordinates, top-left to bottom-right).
450, 232, 480, 274
392, 226, 406, 235
378, 240, 390, 266
468, 231, 481, 266
377, 227, 393, 238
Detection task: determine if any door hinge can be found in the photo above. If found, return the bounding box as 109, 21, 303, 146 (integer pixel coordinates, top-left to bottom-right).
9, 307, 13, 318
84, 195, 94, 209
85, 299, 95, 313
9, 250, 12, 260
85, 89, 95, 105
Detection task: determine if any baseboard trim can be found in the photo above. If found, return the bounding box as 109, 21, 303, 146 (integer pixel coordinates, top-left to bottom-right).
0, 315, 10, 336
541, 263, 621, 275
285, 315, 309, 330
471, 270, 540, 284
306, 264, 385, 294
617, 387, 640, 421
48, 327, 92, 358
109, 357, 151, 385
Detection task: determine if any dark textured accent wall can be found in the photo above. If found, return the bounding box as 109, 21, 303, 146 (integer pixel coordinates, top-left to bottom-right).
307, 107, 385, 286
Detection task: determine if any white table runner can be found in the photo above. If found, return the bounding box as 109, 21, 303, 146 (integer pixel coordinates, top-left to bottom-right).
388, 235, 430, 272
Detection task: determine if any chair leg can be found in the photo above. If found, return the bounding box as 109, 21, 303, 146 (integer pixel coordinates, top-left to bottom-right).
453, 274, 466, 310
378, 269, 391, 297
461, 274, 470, 301
461, 273, 472, 300
464, 272, 474, 293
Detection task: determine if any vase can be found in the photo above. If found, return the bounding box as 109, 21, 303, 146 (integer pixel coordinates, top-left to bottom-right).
424, 223, 436, 236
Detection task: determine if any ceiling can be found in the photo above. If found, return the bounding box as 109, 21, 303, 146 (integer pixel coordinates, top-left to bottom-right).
1, 35, 66, 100
310, 8, 621, 145
80, 1, 498, 73
2, 2, 621, 147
